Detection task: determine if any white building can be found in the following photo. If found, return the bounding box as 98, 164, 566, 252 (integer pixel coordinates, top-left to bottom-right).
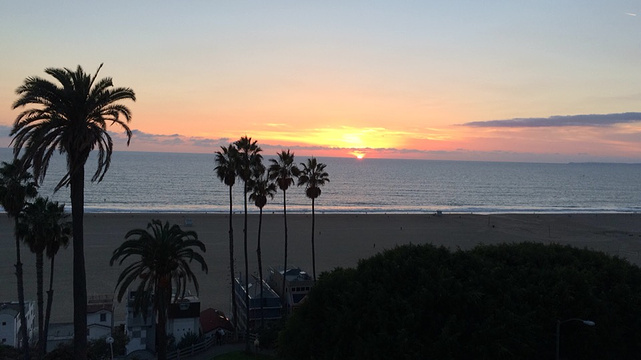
0, 301, 35, 348
234, 276, 282, 332
269, 267, 314, 313
167, 294, 200, 342
86, 294, 114, 340
124, 291, 156, 355
124, 291, 201, 355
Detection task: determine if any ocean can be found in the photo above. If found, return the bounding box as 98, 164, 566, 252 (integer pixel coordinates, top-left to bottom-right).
1, 148, 640, 214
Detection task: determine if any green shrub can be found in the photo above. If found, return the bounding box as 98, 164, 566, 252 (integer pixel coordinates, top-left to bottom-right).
279, 243, 641, 360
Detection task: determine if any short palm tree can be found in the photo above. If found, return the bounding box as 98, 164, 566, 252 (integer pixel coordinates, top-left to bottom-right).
268, 150, 299, 310
43, 206, 71, 354
11, 64, 135, 359
249, 168, 277, 329
17, 197, 70, 358
0, 159, 37, 359
234, 136, 262, 350
214, 144, 240, 333
110, 220, 208, 360
297, 157, 330, 281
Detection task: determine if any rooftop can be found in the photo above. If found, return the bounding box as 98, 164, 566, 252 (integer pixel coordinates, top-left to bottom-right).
199, 308, 233, 334
284, 268, 313, 282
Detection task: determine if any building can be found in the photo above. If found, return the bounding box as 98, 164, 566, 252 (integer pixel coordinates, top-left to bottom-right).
46, 323, 73, 351
167, 294, 200, 342
0, 301, 35, 348
124, 291, 156, 355
44, 295, 115, 351
268, 267, 314, 312
86, 294, 114, 340
234, 275, 282, 332
199, 308, 233, 340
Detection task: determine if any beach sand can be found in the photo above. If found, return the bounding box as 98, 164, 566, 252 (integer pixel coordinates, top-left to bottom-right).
2, 212, 641, 323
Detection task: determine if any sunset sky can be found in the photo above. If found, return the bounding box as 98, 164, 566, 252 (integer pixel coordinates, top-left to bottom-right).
1, 1, 641, 162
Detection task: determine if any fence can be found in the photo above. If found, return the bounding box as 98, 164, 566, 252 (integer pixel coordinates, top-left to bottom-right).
166, 332, 254, 360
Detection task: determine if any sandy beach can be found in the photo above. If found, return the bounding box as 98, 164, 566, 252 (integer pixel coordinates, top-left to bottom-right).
2, 212, 641, 323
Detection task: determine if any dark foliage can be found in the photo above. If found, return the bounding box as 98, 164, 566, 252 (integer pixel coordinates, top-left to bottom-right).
177, 331, 201, 350
44, 329, 127, 360
278, 243, 641, 360
0, 344, 21, 360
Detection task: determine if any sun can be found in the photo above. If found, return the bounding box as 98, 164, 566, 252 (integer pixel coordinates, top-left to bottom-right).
351, 151, 366, 159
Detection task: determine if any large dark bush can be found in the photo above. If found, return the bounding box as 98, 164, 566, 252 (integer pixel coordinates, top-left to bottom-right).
278, 243, 641, 360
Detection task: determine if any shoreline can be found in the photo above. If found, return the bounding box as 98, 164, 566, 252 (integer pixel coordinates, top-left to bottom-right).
2, 212, 641, 323
46, 209, 641, 215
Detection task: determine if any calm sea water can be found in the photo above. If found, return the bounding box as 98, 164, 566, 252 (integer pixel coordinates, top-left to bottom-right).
1, 148, 641, 214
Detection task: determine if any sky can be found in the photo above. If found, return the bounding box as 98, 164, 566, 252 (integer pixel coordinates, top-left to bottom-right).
1, 1, 641, 162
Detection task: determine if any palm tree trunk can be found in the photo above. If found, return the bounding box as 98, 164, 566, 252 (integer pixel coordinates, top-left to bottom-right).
13, 217, 30, 360
44, 255, 56, 353
311, 198, 316, 281
257, 207, 264, 330
36, 252, 44, 359
282, 190, 288, 312
156, 286, 169, 360
71, 166, 88, 360
228, 186, 238, 336
243, 183, 250, 353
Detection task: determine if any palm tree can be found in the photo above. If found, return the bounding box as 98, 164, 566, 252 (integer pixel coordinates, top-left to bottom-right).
43, 206, 71, 354
297, 157, 330, 281
110, 220, 208, 360
268, 150, 299, 310
11, 64, 135, 359
17, 197, 71, 358
234, 136, 262, 351
214, 144, 240, 333
0, 159, 37, 360
249, 168, 277, 329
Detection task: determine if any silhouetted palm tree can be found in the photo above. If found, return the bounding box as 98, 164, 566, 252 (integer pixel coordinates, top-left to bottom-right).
43, 205, 71, 354
268, 150, 299, 310
234, 136, 262, 350
110, 220, 208, 360
214, 144, 240, 333
249, 168, 277, 329
17, 197, 70, 358
297, 157, 330, 281
0, 159, 37, 360
11, 64, 135, 359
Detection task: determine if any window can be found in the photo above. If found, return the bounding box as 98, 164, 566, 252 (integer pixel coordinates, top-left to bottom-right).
100, 313, 106, 322
132, 330, 141, 338
1, 338, 5, 343
1, 321, 5, 326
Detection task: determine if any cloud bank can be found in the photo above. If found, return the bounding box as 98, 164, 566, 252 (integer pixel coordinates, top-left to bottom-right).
462, 112, 641, 128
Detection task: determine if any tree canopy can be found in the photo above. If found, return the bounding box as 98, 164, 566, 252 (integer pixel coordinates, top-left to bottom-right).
278, 242, 641, 360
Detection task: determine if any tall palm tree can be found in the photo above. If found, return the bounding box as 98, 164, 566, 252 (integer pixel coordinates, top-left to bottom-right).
110, 220, 208, 360
0, 159, 37, 360
234, 136, 262, 350
214, 144, 240, 333
11, 64, 135, 359
268, 150, 299, 311
249, 168, 276, 329
297, 157, 330, 281
17, 197, 71, 358
43, 206, 71, 354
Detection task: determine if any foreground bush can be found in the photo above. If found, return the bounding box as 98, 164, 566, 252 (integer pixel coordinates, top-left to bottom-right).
278, 242, 641, 360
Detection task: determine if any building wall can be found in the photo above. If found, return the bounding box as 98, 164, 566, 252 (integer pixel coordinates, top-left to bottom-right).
0, 302, 35, 349
87, 310, 113, 340
168, 317, 199, 342
0, 313, 17, 347
126, 327, 151, 354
